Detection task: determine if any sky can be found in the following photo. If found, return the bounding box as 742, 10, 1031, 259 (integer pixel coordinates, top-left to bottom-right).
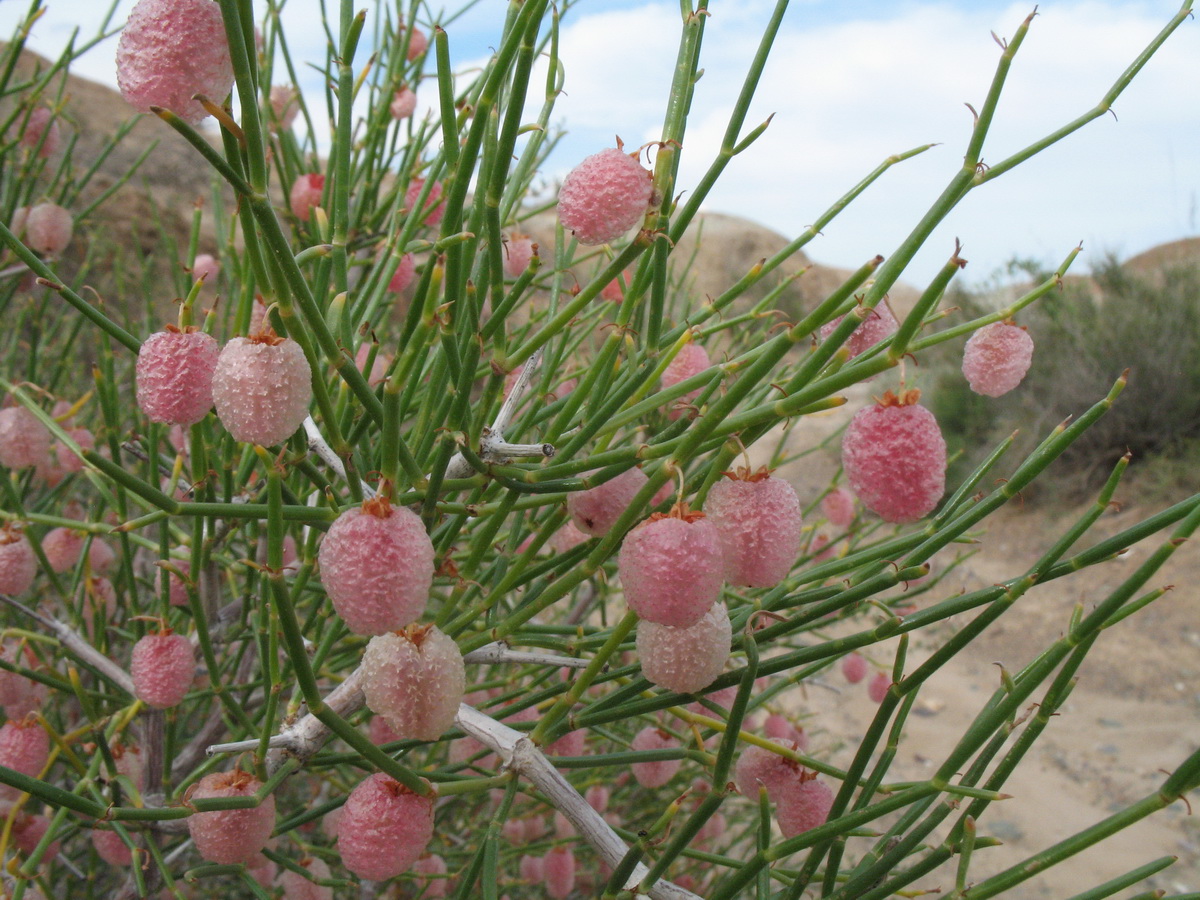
2, 0, 1196, 287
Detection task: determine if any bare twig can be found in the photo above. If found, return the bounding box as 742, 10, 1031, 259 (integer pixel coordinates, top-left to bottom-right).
304, 416, 376, 498
463, 642, 587, 669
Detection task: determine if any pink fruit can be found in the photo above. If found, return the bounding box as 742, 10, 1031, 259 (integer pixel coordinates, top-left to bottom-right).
268, 85, 300, 131
135, 326, 221, 426
962, 321, 1034, 397
278, 857, 332, 900
630, 726, 681, 788
585, 785, 610, 813
413, 854, 449, 897
20, 108, 60, 158
191, 253, 220, 283
387, 252, 417, 293
503, 235, 535, 277
187, 769, 276, 865
550, 520, 589, 554
337, 773, 435, 881
600, 268, 632, 303
390, 86, 417, 119
567, 467, 648, 536
519, 853, 544, 882
368, 714, 402, 746
0, 527, 37, 595
12, 813, 60, 860
703, 467, 802, 588
354, 343, 392, 387
543, 846, 576, 900
41, 527, 84, 573
130, 630, 195, 709
776, 775, 834, 838
55, 427, 95, 473
211, 333, 313, 446
318, 496, 435, 635
868, 671, 891, 704
112, 743, 146, 792
841, 653, 867, 684
819, 303, 899, 359
116, 0, 234, 125
91, 828, 133, 866
0, 718, 49, 801
697, 810, 727, 845
404, 178, 445, 226
0, 641, 45, 718
637, 601, 731, 694
842, 390, 946, 524
404, 25, 429, 61
661, 343, 712, 420
545, 729, 586, 758
763, 714, 808, 750
166, 558, 191, 607
290, 173, 325, 221
247, 854, 277, 888
0, 406, 51, 469
618, 508, 723, 627
733, 739, 804, 801
557, 146, 653, 245
23, 202, 72, 255
361, 624, 465, 741
821, 487, 856, 529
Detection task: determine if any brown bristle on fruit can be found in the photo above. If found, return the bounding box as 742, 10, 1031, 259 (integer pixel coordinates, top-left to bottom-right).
362, 495, 393, 518
876, 388, 921, 408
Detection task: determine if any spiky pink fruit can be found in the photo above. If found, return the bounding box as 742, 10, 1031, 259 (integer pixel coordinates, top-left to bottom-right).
543, 846, 576, 900
390, 86, 417, 119
91, 828, 133, 866
404, 178, 445, 225
337, 773, 435, 881
212, 333, 313, 446
842, 390, 946, 524
191, 253, 220, 284
962, 321, 1034, 397
188, 769, 276, 865
841, 653, 867, 684
503, 235, 535, 277
0, 527, 36, 595
318, 496, 435, 635
130, 630, 195, 709
636, 601, 730, 694
776, 775, 834, 838
290, 173, 325, 221
567, 467, 648, 536
21, 108, 60, 158
661, 343, 712, 420
819, 303, 899, 358
268, 85, 300, 131
821, 487, 856, 530
0, 718, 49, 801
733, 739, 804, 801
630, 726, 681, 788
558, 146, 652, 245
388, 252, 417, 293
413, 854, 449, 897
619, 508, 723, 627
116, 0, 233, 124
868, 671, 891, 704
361, 624, 465, 741
0, 406, 50, 469
703, 467, 802, 588
278, 857, 332, 900
21, 202, 72, 255
135, 326, 220, 426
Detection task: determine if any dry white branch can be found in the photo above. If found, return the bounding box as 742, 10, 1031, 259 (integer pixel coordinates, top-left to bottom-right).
304, 416, 376, 498
463, 642, 587, 669
252, 669, 365, 773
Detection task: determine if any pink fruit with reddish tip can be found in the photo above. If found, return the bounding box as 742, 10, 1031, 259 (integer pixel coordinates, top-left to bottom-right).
318, 496, 435, 635
387, 252, 416, 293
819, 303, 899, 358
130, 630, 195, 709
0, 527, 36, 595
116, 0, 234, 125
962, 321, 1034, 397
543, 846, 576, 900
704, 467, 802, 588
414, 854, 449, 897
637, 601, 730, 694
841, 653, 867, 684
0, 407, 51, 469
187, 769, 276, 865
630, 726, 681, 788
733, 739, 804, 800
661, 343, 712, 420
619, 509, 724, 627
568, 467, 648, 536
21, 108, 60, 158
337, 773, 435, 881
91, 828, 133, 866
278, 857, 332, 900
390, 86, 417, 119
821, 487, 856, 529
361, 624, 465, 741
0, 718, 50, 801
212, 333, 312, 446
868, 671, 891, 703
557, 146, 653, 245
503, 235, 535, 277
776, 775, 834, 838
135, 327, 220, 426
290, 173, 325, 221
842, 390, 946, 524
